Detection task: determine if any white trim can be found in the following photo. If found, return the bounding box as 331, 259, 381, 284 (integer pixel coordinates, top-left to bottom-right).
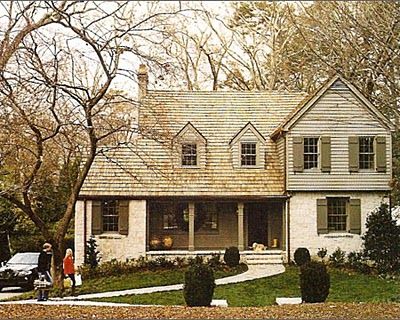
175, 122, 207, 143
229, 122, 266, 146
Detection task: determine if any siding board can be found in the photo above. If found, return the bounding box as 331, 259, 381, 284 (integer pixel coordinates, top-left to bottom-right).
287, 89, 391, 191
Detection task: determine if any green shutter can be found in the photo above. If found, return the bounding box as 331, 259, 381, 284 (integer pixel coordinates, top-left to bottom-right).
321, 136, 331, 173
118, 200, 129, 235
348, 136, 359, 172
349, 199, 361, 234
317, 199, 328, 234
293, 136, 304, 172
92, 201, 102, 235
375, 136, 386, 173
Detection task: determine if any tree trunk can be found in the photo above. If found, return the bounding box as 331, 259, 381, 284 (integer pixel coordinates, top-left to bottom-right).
51, 241, 65, 291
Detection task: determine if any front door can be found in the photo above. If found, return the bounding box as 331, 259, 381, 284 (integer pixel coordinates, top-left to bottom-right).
247, 203, 268, 247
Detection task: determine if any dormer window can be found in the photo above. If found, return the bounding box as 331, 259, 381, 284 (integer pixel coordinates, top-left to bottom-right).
182, 144, 197, 166
229, 122, 266, 169
174, 122, 207, 169
241, 142, 257, 166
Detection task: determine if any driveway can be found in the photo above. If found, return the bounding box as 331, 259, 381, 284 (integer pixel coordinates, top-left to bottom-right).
0, 287, 26, 300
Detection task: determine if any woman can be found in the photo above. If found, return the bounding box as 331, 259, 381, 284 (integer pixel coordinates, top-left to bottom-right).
63, 248, 76, 295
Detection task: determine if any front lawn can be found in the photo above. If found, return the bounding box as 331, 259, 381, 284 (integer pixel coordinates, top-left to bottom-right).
95, 266, 400, 306
6, 264, 247, 301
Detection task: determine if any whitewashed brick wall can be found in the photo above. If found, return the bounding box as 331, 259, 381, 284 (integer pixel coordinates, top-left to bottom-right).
74, 200, 86, 266
289, 191, 387, 259
74, 200, 147, 266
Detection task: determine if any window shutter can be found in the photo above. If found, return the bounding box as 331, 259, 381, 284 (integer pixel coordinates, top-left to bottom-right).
375, 136, 386, 173
92, 201, 102, 235
118, 200, 129, 235
348, 136, 359, 172
317, 199, 328, 234
321, 136, 331, 172
293, 136, 304, 172
349, 199, 361, 234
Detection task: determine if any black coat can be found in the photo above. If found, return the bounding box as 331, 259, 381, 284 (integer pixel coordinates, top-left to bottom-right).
37, 250, 52, 273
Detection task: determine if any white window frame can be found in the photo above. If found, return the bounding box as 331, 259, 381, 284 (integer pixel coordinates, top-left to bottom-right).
303, 136, 320, 170
359, 136, 375, 170
240, 141, 258, 167
101, 200, 119, 232
327, 197, 349, 232
181, 143, 198, 167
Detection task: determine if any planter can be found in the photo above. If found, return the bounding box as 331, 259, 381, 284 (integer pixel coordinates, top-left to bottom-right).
149, 238, 162, 250
162, 236, 173, 249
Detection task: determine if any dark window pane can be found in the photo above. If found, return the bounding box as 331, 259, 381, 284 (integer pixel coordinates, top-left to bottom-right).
241, 143, 257, 166
304, 137, 319, 169
159, 202, 188, 230
182, 144, 197, 166
195, 203, 219, 230
102, 200, 119, 232
359, 137, 374, 169
327, 198, 347, 231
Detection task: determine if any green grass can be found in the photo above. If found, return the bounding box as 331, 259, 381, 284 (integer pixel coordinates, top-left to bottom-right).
95, 266, 400, 306
6, 264, 247, 301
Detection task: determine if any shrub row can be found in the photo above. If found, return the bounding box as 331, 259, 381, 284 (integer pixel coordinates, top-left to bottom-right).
293, 247, 372, 274
80, 246, 241, 280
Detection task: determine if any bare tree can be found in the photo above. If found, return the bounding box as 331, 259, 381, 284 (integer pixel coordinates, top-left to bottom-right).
0, 1, 76, 70
0, 1, 189, 289
287, 1, 400, 116
221, 2, 299, 90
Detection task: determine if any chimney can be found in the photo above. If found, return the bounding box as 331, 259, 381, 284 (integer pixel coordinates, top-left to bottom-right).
138, 64, 148, 100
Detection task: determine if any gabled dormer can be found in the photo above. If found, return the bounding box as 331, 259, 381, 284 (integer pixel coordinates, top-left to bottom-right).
174, 122, 207, 168
229, 122, 266, 169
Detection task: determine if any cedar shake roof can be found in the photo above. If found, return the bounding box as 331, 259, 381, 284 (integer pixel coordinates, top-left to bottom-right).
80, 90, 306, 198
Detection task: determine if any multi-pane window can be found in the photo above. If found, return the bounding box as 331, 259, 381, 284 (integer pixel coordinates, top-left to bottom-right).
163, 210, 178, 230
327, 198, 348, 231
304, 137, 319, 169
241, 142, 257, 166
196, 203, 218, 230
102, 200, 119, 232
159, 202, 186, 230
204, 210, 218, 230
182, 144, 197, 166
359, 137, 374, 169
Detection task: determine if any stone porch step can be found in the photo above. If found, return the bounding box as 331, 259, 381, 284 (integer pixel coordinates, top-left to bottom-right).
244, 250, 284, 265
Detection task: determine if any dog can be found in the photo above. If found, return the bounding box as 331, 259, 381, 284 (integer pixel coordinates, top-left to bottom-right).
252, 242, 266, 251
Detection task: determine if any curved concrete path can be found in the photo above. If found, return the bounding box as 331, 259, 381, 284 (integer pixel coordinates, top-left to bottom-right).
0, 264, 285, 305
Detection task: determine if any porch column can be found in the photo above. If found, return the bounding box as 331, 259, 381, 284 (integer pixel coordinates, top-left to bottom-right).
188, 202, 195, 251
237, 202, 244, 251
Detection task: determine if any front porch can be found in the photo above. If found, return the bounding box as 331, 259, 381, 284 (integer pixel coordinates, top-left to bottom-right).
146, 200, 287, 255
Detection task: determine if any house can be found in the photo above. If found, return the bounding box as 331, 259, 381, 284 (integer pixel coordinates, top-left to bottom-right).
74, 65, 394, 265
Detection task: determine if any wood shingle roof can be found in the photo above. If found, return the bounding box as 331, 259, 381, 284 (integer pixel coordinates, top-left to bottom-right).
80, 90, 306, 198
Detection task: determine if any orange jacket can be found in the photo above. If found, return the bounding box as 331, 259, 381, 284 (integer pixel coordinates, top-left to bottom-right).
63, 256, 75, 275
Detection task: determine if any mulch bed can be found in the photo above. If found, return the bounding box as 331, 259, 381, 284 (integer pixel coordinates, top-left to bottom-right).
0, 303, 399, 319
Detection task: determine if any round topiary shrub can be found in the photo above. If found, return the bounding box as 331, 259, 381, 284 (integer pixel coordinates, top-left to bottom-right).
300, 261, 330, 303
224, 246, 240, 267
183, 263, 216, 307
294, 247, 311, 266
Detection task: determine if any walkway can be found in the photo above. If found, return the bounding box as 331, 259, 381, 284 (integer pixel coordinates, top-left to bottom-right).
0, 264, 285, 306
